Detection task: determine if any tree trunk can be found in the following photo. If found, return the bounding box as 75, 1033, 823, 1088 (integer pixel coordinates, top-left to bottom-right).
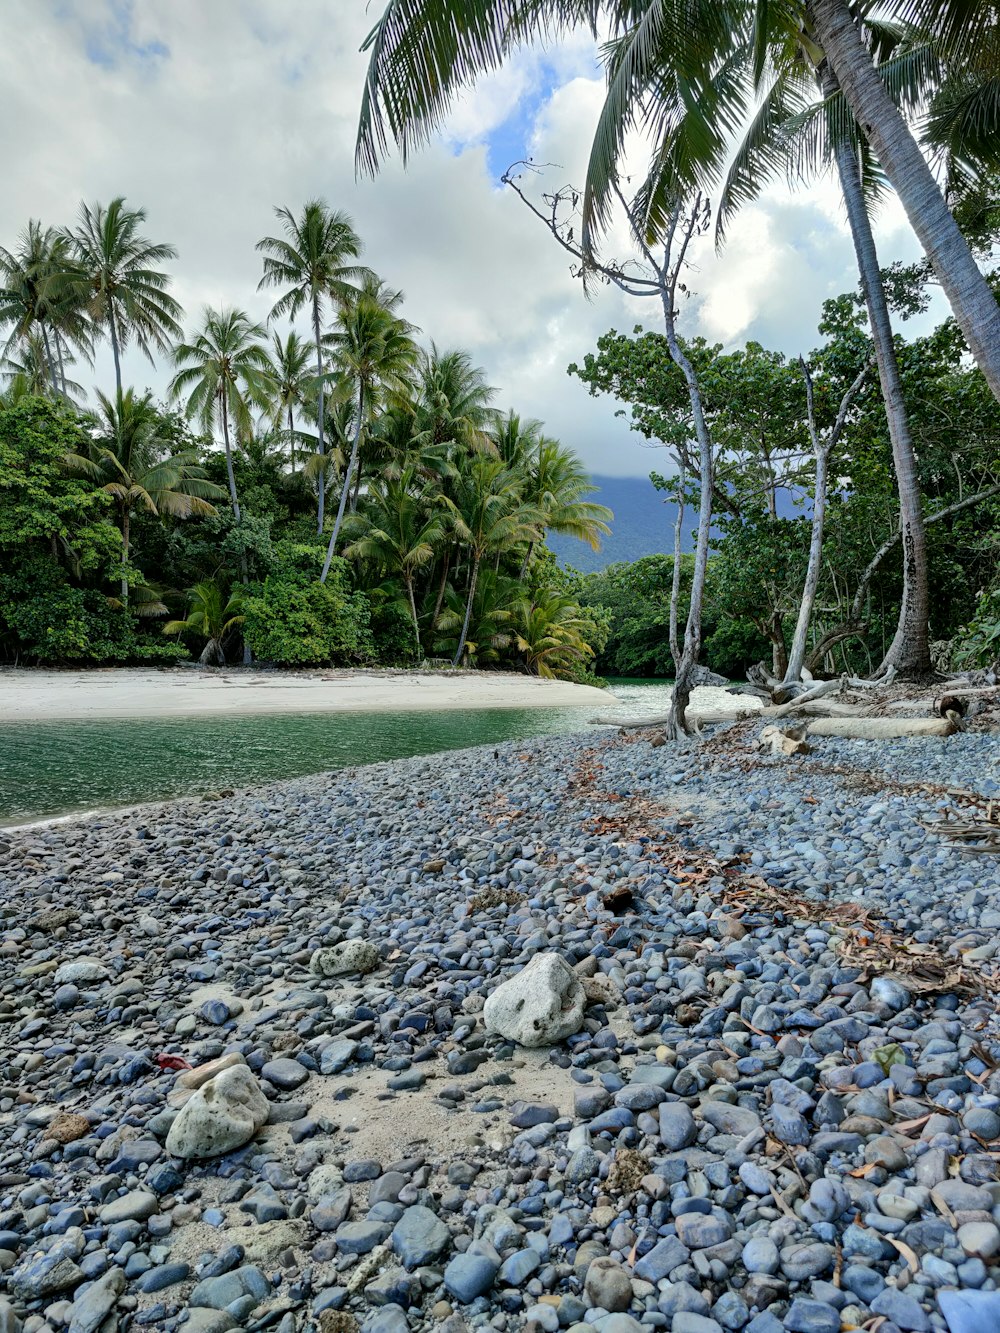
108, 307, 123, 407
660, 294, 713, 738
810, 0, 1000, 403
784, 443, 830, 684
405, 574, 421, 661
288, 405, 296, 470
313, 296, 326, 535
40, 326, 60, 397
454, 554, 480, 666
432, 546, 451, 627
823, 62, 930, 677
321, 382, 364, 583
519, 541, 535, 581
669, 470, 685, 672
221, 391, 250, 592
120, 507, 130, 603
351, 460, 362, 512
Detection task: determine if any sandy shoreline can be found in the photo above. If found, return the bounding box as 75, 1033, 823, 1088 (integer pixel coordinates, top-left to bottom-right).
0, 666, 614, 724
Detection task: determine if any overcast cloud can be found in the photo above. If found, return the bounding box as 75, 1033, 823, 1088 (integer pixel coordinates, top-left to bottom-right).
2, 1, 943, 476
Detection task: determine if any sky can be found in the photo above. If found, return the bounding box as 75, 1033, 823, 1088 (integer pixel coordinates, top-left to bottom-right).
1, 0, 945, 477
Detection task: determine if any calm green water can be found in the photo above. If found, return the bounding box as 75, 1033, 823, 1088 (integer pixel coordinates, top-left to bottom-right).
0, 679, 670, 827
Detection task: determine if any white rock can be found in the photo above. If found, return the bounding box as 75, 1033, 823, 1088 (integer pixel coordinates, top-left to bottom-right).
165, 1065, 268, 1159
310, 940, 379, 978
53, 959, 109, 986
483, 953, 586, 1048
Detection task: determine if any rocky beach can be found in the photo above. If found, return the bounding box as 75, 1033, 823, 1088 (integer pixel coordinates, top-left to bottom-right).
2, 721, 1000, 1333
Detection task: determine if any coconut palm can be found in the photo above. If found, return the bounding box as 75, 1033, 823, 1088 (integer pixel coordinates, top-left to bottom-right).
442, 455, 545, 665
2, 332, 86, 403
259, 328, 316, 468
0, 221, 89, 398
357, 0, 1000, 404
433, 567, 520, 667
320, 296, 421, 581
412, 345, 498, 458
168, 307, 271, 523
70, 197, 182, 402
256, 201, 369, 531
163, 579, 245, 666
69, 389, 222, 600
343, 462, 446, 655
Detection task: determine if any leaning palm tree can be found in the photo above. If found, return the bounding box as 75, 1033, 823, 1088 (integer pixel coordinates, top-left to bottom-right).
320, 295, 420, 581
70, 197, 182, 403
168, 307, 271, 524
163, 580, 245, 666
69, 389, 222, 600
525, 433, 612, 570
1, 332, 86, 403
357, 0, 1000, 405
256, 201, 369, 531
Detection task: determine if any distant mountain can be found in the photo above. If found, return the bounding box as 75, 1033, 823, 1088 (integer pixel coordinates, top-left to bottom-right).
549, 475, 694, 573
549, 473, 802, 573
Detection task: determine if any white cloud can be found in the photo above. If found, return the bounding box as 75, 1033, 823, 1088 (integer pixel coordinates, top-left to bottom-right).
0, 2, 947, 478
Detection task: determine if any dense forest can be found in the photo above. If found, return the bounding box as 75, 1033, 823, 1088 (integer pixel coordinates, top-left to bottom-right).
2, 192, 999, 686
0, 199, 614, 679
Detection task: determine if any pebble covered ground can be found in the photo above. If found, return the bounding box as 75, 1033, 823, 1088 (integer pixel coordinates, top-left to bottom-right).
2, 722, 1000, 1333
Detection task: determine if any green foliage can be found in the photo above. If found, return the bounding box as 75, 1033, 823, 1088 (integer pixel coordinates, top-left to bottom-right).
243, 555, 373, 666
578, 555, 688, 678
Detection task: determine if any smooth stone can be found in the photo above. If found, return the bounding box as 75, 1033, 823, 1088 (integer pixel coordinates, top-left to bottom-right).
390, 1206, 450, 1269
165, 1065, 269, 1159
584, 1257, 633, 1313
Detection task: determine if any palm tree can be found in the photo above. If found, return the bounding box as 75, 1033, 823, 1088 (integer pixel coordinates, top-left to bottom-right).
164, 580, 245, 666
256, 201, 369, 531
320, 295, 420, 581
343, 462, 445, 656
413, 345, 498, 457
70, 197, 182, 403
68, 389, 222, 600
357, 0, 1000, 405
516, 590, 596, 679
259, 328, 316, 469
442, 455, 544, 666
168, 307, 271, 524
526, 433, 612, 569
0, 221, 89, 398
1, 332, 85, 403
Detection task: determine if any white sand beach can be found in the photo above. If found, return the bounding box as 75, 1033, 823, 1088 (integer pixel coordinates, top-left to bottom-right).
0, 667, 615, 723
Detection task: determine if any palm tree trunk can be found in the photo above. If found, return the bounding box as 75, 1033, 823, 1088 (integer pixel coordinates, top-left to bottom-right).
405, 574, 421, 661
432, 547, 451, 627
321, 382, 364, 583
288, 405, 296, 470
784, 443, 831, 684
351, 460, 362, 512
120, 508, 130, 603
518, 541, 535, 581
454, 554, 480, 667
108, 308, 123, 407
55, 333, 68, 398
823, 64, 930, 677
40, 326, 59, 398
810, 0, 1000, 403
220, 392, 242, 523
313, 296, 326, 535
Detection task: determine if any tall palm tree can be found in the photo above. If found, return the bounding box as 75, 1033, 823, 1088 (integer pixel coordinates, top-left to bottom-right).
413, 345, 498, 457
259, 328, 316, 469
70, 197, 182, 403
1, 332, 85, 403
442, 455, 544, 665
0, 221, 89, 398
68, 389, 222, 600
320, 295, 420, 581
256, 201, 369, 531
343, 462, 446, 655
357, 0, 1000, 405
168, 307, 271, 525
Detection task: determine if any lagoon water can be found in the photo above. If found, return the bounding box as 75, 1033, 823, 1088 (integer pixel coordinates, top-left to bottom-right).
0, 678, 671, 826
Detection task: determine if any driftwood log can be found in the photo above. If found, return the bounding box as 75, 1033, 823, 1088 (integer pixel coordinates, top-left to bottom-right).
807, 716, 959, 740
757, 725, 811, 756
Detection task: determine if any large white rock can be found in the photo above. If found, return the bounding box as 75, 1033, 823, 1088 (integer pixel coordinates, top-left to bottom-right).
310, 940, 379, 978
165, 1064, 269, 1159
483, 953, 586, 1048
54, 959, 109, 986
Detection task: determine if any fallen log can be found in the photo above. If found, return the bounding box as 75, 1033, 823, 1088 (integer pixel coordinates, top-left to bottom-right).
807, 716, 959, 740
591, 705, 761, 729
